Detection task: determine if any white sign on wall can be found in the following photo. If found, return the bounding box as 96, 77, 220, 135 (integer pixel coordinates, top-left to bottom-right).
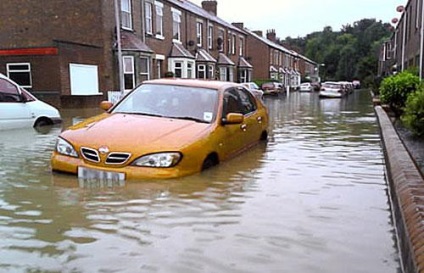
69, 63, 100, 95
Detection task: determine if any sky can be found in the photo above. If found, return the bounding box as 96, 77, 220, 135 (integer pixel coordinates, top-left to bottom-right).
190, 0, 408, 38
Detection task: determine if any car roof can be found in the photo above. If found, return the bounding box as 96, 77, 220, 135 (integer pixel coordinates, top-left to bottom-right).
142, 78, 239, 90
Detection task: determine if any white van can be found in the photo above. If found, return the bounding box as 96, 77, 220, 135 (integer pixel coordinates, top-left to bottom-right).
0, 73, 61, 130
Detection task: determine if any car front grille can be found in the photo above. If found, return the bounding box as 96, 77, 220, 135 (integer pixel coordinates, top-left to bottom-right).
81, 147, 100, 163
81, 147, 131, 165
105, 153, 131, 164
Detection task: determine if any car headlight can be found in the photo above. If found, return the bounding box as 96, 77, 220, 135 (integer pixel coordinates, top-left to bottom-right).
55, 137, 78, 157
132, 152, 182, 168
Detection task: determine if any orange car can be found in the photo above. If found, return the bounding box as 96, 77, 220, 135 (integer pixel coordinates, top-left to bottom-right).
51, 79, 269, 180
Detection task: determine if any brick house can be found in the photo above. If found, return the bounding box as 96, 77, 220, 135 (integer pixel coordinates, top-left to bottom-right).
234, 26, 317, 89
0, 0, 255, 108
378, 0, 423, 78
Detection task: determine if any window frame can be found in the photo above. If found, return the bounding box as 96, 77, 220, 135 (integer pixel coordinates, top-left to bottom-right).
196, 21, 203, 47
172, 8, 182, 42
154, 1, 164, 38
6, 63, 32, 88
121, 0, 133, 30
145, 2, 153, 35
123, 56, 135, 91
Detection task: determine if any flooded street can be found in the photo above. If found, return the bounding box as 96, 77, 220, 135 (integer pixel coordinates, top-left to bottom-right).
0, 90, 400, 273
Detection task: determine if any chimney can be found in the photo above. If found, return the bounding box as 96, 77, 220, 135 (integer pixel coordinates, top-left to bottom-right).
266, 29, 276, 42
253, 30, 263, 37
202, 0, 217, 16
232, 22, 244, 30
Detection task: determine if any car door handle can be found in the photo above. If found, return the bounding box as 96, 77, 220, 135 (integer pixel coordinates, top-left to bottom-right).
240, 124, 247, 131
257, 116, 262, 123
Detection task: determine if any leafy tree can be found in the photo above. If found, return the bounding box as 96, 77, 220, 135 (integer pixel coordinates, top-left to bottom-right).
281, 18, 392, 85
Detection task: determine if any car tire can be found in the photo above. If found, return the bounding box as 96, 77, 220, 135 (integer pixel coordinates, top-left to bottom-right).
201, 154, 218, 171
34, 118, 52, 127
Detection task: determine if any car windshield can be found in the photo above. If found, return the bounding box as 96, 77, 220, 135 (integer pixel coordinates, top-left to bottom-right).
322, 83, 341, 89
113, 83, 219, 123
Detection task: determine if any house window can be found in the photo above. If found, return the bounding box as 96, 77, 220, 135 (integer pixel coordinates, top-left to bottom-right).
172, 8, 181, 42
169, 59, 195, 78
208, 25, 213, 49
140, 57, 150, 82
238, 69, 249, 83
219, 67, 227, 81
197, 64, 206, 79
187, 62, 193, 78
7, 63, 32, 88
145, 2, 153, 34
239, 37, 244, 56
121, 0, 132, 30
231, 34, 236, 55
174, 62, 183, 78
123, 56, 135, 90
208, 64, 215, 79
155, 1, 163, 37
196, 21, 203, 47
218, 29, 224, 52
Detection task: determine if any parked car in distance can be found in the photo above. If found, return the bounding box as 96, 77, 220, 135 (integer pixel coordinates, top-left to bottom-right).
261, 82, 281, 96
0, 73, 61, 130
319, 81, 345, 98
241, 82, 264, 100
352, 80, 361, 89
299, 82, 313, 92
51, 79, 269, 180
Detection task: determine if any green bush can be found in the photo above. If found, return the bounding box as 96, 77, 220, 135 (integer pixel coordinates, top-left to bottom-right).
379, 71, 421, 116
401, 85, 424, 137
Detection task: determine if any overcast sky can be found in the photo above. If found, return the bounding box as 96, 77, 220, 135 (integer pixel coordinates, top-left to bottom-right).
190, 0, 407, 38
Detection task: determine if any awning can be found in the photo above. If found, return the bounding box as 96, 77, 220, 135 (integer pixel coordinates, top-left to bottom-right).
238, 56, 252, 68
120, 31, 153, 53
196, 48, 216, 63
217, 53, 235, 66
169, 42, 195, 59
269, 65, 278, 72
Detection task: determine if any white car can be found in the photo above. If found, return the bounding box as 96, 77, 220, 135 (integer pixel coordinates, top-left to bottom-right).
299, 82, 313, 92
0, 73, 62, 130
241, 82, 264, 100
318, 81, 345, 98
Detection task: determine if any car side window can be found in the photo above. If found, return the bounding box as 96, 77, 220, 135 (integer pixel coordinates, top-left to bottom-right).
222, 87, 257, 117
222, 88, 243, 117
235, 87, 257, 114
0, 78, 21, 103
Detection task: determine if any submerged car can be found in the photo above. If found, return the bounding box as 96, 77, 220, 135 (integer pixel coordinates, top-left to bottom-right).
319, 81, 345, 98
260, 82, 281, 96
51, 79, 269, 180
0, 73, 61, 130
299, 82, 313, 92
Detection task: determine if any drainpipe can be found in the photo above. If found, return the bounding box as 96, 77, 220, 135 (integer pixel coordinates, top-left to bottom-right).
114, 0, 124, 94
420, 0, 424, 79
401, 13, 406, 72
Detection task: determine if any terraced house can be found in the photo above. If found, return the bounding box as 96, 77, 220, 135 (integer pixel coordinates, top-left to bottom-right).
0, 0, 315, 108
378, 0, 424, 78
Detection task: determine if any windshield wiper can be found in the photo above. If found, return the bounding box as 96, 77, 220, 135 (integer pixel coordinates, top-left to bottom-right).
119, 112, 165, 118
172, 116, 209, 123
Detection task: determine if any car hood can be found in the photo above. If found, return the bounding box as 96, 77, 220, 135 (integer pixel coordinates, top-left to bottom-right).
61, 113, 211, 151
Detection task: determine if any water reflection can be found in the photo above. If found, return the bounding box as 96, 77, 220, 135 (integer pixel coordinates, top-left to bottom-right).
0, 92, 401, 273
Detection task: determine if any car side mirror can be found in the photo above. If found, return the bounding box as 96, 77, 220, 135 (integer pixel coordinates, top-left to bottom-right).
222, 113, 244, 125
100, 101, 113, 111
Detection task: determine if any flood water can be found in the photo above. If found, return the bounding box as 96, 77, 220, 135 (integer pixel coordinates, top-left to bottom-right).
0, 90, 401, 273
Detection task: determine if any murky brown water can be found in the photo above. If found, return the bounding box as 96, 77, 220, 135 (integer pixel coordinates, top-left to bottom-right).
0, 90, 400, 273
